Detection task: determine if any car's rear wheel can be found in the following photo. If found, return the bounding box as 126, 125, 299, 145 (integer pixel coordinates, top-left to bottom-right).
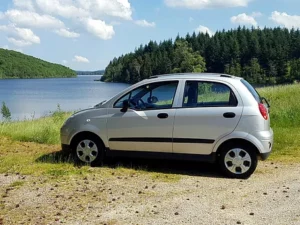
219, 144, 257, 179
72, 134, 104, 166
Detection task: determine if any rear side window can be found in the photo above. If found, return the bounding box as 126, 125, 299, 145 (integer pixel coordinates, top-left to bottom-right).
241, 79, 261, 103
183, 81, 238, 107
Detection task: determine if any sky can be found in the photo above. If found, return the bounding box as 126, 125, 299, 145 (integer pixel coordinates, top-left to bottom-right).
0, 0, 300, 71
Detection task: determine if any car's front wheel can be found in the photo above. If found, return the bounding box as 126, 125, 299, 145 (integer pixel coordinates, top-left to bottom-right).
72, 134, 104, 166
218, 144, 257, 179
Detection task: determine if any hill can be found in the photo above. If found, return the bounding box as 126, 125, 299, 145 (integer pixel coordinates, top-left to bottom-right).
102, 27, 300, 85
0, 48, 76, 79
76, 70, 104, 75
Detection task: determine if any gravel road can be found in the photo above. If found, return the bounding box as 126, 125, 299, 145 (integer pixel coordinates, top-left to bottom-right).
1, 161, 300, 225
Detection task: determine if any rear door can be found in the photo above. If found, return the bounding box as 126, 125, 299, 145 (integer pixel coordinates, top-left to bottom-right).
173, 80, 243, 155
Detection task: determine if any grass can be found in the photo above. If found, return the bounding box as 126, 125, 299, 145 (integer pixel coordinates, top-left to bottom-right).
9, 181, 25, 188
0, 110, 71, 144
259, 84, 300, 161
0, 84, 300, 178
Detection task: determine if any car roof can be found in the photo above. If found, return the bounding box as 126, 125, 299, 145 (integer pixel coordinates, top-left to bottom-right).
148, 73, 242, 81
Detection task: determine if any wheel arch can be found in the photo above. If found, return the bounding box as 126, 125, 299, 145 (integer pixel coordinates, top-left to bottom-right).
70, 131, 105, 150
215, 138, 260, 156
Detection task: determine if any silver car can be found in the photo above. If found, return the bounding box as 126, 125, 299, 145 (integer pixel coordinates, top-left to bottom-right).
61, 73, 273, 178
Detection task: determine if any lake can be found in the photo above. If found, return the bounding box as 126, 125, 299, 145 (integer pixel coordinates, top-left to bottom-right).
0, 76, 130, 120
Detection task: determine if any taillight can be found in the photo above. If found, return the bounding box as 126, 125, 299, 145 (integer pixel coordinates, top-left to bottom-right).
259, 103, 268, 120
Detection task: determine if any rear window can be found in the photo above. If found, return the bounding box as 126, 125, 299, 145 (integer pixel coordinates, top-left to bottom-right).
241, 79, 261, 103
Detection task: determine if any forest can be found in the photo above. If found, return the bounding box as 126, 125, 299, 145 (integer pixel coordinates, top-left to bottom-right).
0, 49, 76, 79
101, 27, 300, 85
76, 70, 104, 75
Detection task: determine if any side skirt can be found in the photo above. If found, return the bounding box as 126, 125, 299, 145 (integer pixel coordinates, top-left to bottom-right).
105, 149, 217, 163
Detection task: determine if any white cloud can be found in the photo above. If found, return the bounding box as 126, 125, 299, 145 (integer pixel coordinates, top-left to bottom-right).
77, 0, 132, 20
0, 0, 133, 44
231, 13, 257, 26
4, 10, 65, 29
2, 45, 9, 49
80, 17, 115, 40
13, 0, 35, 11
35, 0, 88, 19
35, 0, 132, 20
270, 11, 300, 29
62, 60, 68, 64
73, 55, 90, 63
195, 25, 214, 36
189, 17, 194, 22
164, 0, 252, 9
0, 24, 40, 46
134, 20, 156, 27
8, 37, 32, 47
55, 28, 80, 38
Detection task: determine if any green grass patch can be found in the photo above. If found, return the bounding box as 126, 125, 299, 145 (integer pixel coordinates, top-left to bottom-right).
258, 84, 300, 161
0, 110, 71, 145
9, 181, 25, 188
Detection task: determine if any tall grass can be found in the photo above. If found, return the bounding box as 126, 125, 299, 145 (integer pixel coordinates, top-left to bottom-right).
0, 108, 71, 145
258, 84, 300, 160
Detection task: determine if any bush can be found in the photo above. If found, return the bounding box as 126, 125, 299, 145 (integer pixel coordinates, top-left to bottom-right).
1, 102, 11, 121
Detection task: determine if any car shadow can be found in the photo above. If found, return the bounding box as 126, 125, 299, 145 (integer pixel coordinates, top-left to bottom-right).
36, 149, 222, 178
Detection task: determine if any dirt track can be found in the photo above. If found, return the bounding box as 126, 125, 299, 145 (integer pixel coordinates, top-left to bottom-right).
1, 160, 300, 225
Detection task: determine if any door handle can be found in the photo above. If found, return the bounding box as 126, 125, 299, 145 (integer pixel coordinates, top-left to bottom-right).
223, 112, 236, 118
157, 113, 168, 119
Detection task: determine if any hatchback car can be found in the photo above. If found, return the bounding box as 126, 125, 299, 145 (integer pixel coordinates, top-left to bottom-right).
61, 73, 273, 178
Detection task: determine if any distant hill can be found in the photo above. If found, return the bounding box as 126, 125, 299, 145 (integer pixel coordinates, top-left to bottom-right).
76, 70, 105, 75
0, 48, 76, 79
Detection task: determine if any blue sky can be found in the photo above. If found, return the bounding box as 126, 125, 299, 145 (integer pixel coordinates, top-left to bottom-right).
0, 0, 300, 70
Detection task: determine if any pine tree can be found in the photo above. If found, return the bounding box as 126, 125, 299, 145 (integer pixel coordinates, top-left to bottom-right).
1, 102, 11, 121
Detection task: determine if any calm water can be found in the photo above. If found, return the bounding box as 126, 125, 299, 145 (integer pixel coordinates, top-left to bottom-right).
0, 76, 130, 120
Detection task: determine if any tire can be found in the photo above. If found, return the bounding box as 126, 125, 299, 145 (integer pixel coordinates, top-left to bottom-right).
218, 144, 258, 179
71, 134, 104, 167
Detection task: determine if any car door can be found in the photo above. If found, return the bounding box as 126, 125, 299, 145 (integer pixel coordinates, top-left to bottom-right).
173, 80, 243, 155
106, 81, 179, 152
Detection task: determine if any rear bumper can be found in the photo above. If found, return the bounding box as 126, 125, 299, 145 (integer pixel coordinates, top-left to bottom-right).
249, 128, 273, 153
260, 152, 271, 161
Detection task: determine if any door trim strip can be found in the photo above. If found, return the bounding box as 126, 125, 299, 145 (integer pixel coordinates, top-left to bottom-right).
109, 137, 215, 144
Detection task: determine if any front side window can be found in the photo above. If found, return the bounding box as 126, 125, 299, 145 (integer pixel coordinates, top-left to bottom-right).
183, 81, 237, 107
114, 81, 178, 110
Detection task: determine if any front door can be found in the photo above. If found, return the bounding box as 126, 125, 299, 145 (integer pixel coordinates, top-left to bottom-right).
107, 81, 179, 152
173, 80, 243, 155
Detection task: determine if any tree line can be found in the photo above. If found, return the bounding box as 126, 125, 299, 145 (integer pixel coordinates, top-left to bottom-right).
101, 27, 300, 85
0, 49, 76, 79
76, 70, 104, 75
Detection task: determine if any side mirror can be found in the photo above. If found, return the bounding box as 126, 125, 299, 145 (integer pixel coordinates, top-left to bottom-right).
120, 100, 129, 113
